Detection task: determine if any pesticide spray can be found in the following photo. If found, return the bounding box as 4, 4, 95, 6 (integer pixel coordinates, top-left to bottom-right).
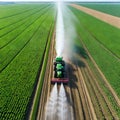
45, 84, 72, 120
56, 1, 64, 57
62, 5, 78, 61
45, 83, 58, 120
57, 84, 70, 120
56, 1, 78, 60
45, 0, 76, 119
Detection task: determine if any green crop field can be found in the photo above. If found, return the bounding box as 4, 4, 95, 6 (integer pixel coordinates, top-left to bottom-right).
78, 3, 120, 17
0, 3, 55, 119
1, 2, 120, 119
69, 6, 120, 116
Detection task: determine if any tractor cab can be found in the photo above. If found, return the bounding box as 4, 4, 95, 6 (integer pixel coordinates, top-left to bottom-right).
54, 57, 65, 66
51, 56, 68, 84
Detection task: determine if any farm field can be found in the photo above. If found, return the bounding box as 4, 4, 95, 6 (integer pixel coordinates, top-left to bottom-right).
69, 4, 120, 117
0, 2, 120, 120
37, 3, 120, 120
0, 3, 55, 120
70, 4, 120, 29
78, 2, 120, 17
36, 29, 119, 120
69, 4, 120, 94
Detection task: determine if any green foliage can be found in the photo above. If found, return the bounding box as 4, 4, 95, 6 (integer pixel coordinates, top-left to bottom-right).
0, 5, 51, 71
0, 4, 47, 18
69, 6, 120, 116
71, 5, 120, 58
79, 3, 120, 17
0, 4, 55, 120
0, 5, 47, 36
30, 22, 54, 120
70, 6, 120, 96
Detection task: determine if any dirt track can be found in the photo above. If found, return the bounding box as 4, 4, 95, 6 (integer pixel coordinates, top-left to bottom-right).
36, 31, 96, 120
70, 4, 120, 29
36, 29, 119, 119
70, 3, 120, 107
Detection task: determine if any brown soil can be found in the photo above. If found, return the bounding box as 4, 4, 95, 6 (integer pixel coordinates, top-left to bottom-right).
78, 36, 119, 119
36, 28, 119, 119
70, 4, 120, 29
36, 30, 96, 120
37, 30, 56, 120
71, 3, 120, 107
79, 36, 120, 108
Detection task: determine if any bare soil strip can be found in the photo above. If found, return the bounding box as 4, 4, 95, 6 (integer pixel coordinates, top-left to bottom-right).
70, 4, 120, 29
36, 27, 119, 119
70, 3, 120, 107
68, 61, 97, 120
36, 30, 97, 119
78, 35, 119, 118
37, 31, 55, 120
79, 36, 120, 108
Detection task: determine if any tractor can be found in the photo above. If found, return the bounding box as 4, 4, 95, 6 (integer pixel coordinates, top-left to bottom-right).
51, 57, 69, 84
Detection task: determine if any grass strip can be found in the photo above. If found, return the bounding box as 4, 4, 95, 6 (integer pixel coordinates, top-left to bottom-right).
0, 6, 55, 119
70, 6, 120, 117
0, 6, 51, 72
29, 21, 55, 120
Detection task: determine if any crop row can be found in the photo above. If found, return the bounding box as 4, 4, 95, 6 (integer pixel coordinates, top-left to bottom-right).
0, 4, 49, 29
0, 5, 52, 72
69, 6, 120, 116
72, 4, 120, 58
0, 7, 35, 19
0, 5, 49, 35
0, 4, 55, 120
70, 6, 120, 97
0, 5, 51, 48
0, 3, 47, 19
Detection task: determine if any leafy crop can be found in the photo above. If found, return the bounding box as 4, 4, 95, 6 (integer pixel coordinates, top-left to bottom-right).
69, 6, 120, 116
0, 5, 51, 72
0, 3, 55, 120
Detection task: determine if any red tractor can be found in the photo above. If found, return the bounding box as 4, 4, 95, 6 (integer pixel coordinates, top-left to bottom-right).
51, 57, 69, 84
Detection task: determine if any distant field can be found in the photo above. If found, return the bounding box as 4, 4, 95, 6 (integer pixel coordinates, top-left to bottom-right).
78, 3, 120, 17
69, 6, 120, 116
1, 2, 120, 119
69, 5, 120, 96
0, 3, 55, 120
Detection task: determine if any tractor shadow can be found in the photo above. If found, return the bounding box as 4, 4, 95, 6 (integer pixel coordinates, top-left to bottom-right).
74, 44, 88, 59
72, 44, 88, 68
65, 44, 88, 105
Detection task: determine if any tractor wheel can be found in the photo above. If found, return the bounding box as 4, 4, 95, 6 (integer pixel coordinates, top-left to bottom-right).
54, 71, 57, 78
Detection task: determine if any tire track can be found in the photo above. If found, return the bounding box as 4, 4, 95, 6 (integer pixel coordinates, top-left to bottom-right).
79, 36, 120, 108
37, 28, 55, 120
36, 29, 119, 120
69, 60, 97, 120
68, 63, 87, 120
37, 28, 75, 120
87, 63, 117, 117
77, 36, 119, 119
37, 29, 97, 120
81, 65, 115, 119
